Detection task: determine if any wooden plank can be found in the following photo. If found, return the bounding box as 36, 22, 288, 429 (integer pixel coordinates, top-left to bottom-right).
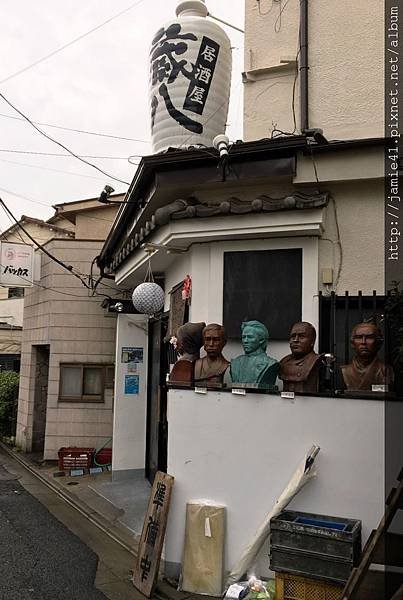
343, 476, 403, 599
372, 533, 403, 568
391, 584, 403, 600
133, 471, 174, 598
349, 570, 385, 600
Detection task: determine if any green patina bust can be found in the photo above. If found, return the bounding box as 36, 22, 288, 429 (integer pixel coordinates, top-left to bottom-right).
229, 320, 279, 389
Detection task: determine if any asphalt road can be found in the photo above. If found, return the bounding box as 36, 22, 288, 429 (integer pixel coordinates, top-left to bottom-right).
0, 463, 106, 600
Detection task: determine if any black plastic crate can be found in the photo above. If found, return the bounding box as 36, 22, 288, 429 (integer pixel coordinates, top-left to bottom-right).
270, 510, 361, 585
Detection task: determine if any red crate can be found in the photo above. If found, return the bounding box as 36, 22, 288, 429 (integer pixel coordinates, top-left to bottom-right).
58, 447, 94, 471
94, 447, 112, 466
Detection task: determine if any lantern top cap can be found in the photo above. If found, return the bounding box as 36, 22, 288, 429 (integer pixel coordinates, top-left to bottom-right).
176, 0, 208, 18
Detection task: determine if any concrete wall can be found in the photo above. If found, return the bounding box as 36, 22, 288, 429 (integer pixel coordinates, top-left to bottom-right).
165, 389, 384, 580
319, 180, 384, 295
0, 326, 22, 355
16, 239, 117, 459
112, 313, 148, 479
244, 0, 383, 140
75, 206, 118, 240
0, 298, 24, 328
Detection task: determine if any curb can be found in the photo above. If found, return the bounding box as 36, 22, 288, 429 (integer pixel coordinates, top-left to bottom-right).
0, 441, 138, 558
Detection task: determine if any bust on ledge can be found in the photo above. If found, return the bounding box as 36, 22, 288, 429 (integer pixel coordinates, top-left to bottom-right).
340, 322, 394, 392
279, 322, 322, 393
229, 320, 279, 388
194, 324, 229, 387
169, 321, 205, 386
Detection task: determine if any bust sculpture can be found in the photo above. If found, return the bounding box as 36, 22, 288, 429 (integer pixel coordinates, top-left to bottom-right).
229, 320, 279, 388
169, 321, 206, 385
279, 322, 322, 393
194, 324, 229, 387
341, 322, 394, 391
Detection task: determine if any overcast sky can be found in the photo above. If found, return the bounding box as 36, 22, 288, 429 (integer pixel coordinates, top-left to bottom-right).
0, 0, 244, 233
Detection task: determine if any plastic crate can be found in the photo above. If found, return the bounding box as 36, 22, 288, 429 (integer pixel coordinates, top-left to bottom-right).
275, 572, 343, 600
58, 447, 94, 471
270, 510, 361, 584
94, 447, 112, 466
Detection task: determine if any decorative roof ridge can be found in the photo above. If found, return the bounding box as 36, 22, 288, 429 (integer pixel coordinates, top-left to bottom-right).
108, 190, 329, 271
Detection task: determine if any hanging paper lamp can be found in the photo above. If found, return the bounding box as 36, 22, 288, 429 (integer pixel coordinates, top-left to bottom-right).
132, 254, 165, 315
149, 0, 232, 153
132, 282, 165, 315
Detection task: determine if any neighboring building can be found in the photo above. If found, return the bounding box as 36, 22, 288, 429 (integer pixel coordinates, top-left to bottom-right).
15, 196, 122, 459
97, 0, 392, 583
0, 216, 74, 369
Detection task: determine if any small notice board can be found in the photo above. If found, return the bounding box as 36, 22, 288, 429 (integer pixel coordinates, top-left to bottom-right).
133, 471, 174, 597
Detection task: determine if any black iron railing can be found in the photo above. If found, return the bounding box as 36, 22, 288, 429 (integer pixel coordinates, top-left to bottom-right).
319, 291, 387, 365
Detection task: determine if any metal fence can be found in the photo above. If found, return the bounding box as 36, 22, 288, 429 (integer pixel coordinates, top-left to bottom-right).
318, 291, 387, 365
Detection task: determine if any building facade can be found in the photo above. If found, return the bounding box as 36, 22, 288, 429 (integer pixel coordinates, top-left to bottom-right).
15, 197, 122, 459
97, 0, 392, 584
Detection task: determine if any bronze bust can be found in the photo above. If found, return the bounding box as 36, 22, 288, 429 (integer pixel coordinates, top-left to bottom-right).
341, 322, 394, 391
169, 322, 206, 385
229, 320, 279, 388
279, 322, 322, 393
194, 324, 229, 387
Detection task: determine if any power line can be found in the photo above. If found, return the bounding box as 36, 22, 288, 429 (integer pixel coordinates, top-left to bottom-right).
0, 197, 91, 290
0, 157, 109, 181
0, 148, 142, 160
0, 187, 51, 208
0, 187, 122, 230
0, 112, 151, 143
0, 0, 147, 85
0, 90, 130, 185
0, 197, 125, 300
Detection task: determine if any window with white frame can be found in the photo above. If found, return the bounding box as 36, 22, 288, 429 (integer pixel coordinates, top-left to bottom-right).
59, 364, 114, 403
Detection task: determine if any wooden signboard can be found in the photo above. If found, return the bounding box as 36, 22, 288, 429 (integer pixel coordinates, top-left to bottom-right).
133, 471, 174, 597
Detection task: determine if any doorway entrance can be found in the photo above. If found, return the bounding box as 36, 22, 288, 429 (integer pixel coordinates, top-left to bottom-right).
32, 345, 50, 454
145, 316, 169, 484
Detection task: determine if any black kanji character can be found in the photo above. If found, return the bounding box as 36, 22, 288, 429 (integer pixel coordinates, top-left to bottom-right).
152, 481, 167, 508
150, 23, 203, 134
140, 554, 152, 582
145, 516, 160, 547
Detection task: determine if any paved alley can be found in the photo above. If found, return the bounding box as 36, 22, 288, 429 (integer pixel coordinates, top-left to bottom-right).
0, 462, 106, 600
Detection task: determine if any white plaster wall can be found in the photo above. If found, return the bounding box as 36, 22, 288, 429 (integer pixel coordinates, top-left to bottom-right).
244, 0, 383, 140
166, 389, 384, 579
318, 181, 384, 295
112, 313, 148, 478
163, 253, 191, 312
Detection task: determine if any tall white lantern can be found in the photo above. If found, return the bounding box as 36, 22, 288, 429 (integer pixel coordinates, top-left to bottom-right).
149, 0, 232, 153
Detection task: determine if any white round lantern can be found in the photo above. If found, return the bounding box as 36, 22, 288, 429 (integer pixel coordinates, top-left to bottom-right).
149, 0, 232, 153
132, 282, 165, 315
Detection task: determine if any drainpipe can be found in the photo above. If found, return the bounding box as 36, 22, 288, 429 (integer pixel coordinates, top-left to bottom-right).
300, 0, 309, 132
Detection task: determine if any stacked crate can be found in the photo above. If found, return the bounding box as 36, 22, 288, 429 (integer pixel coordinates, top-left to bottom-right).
270, 511, 361, 600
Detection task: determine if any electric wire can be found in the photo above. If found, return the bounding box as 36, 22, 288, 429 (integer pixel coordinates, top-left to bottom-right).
0, 90, 130, 185
274, 0, 292, 33
0, 195, 128, 296
305, 146, 344, 289
0, 157, 109, 181
0, 148, 142, 161
0, 187, 51, 208
257, 0, 275, 16
0, 197, 91, 289
0, 112, 151, 143
0, 0, 147, 85
0, 187, 126, 233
